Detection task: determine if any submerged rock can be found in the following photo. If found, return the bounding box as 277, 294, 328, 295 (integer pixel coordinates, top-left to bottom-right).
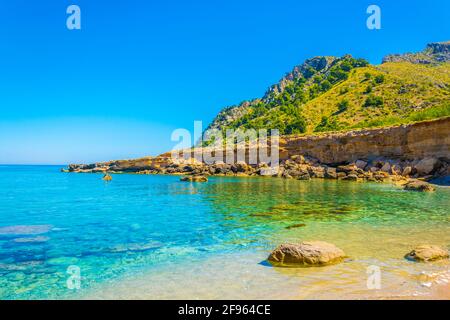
107, 241, 163, 253
404, 180, 435, 192
12, 236, 50, 243
47, 257, 80, 266
268, 241, 346, 267
0, 260, 45, 272
0, 225, 53, 235
269, 204, 297, 212
285, 223, 306, 230
180, 175, 208, 182
342, 174, 359, 181
405, 245, 449, 262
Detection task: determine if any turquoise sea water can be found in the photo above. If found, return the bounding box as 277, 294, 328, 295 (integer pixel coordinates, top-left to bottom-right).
0, 165, 449, 299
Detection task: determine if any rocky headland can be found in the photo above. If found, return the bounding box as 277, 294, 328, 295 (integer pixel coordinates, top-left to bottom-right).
64, 42, 450, 191
64, 117, 450, 190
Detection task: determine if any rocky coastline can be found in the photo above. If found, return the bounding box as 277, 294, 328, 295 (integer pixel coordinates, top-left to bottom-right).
63, 117, 450, 190
61, 117, 450, 273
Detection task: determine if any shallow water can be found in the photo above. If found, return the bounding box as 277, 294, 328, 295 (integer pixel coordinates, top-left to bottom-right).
0, 166, 448, 299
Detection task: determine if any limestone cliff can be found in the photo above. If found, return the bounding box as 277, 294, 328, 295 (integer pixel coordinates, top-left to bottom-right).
280, 117, 450, 164
65, 117, 450, 182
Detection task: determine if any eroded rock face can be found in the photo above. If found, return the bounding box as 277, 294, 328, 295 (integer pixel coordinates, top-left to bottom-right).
405, 245, 449, 262
268, 241, 346, 267
404, 180, 435, 192
107, 241, 163, 253
282, 117, 449, 164
12, 236, 50, 243
414, 158, 439, 175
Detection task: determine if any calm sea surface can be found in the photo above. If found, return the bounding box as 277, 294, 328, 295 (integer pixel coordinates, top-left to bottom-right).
0, 165, 449, 299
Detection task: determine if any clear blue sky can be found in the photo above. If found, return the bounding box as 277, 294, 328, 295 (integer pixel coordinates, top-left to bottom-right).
0, 0, 448, 164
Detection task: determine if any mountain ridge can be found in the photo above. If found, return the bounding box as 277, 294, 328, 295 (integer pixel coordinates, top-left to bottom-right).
204, 42, 449, 142
382, 41, 450, 64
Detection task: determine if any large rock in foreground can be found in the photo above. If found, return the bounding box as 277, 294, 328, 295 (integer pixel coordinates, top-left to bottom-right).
405, 245, 449, 262
403, 180, 435, 192
268, 241, 346, 267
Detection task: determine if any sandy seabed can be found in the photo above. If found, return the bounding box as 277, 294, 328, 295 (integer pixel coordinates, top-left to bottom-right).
83, 248, 450, 300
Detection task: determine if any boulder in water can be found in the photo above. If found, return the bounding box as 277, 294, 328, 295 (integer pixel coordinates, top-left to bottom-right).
108, 241, 163, 253
268, 241, 346, 267
13, 236, 50, 243
405, 245, 449, 262
102, 174, 113, 181
403, 180, 435, 192
180, 175, 208, 182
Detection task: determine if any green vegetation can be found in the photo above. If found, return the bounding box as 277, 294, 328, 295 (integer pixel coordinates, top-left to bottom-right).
314, 116, 340, 132
374, 74, 385, 84
336, 99, 349, 113
206, 51, 450, 138
351, 102, 450, 130
211, 56, 370, 135
363, 95, 383, 107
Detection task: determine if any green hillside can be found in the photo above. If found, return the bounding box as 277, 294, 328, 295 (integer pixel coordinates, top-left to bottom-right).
205, 42, 450, 139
